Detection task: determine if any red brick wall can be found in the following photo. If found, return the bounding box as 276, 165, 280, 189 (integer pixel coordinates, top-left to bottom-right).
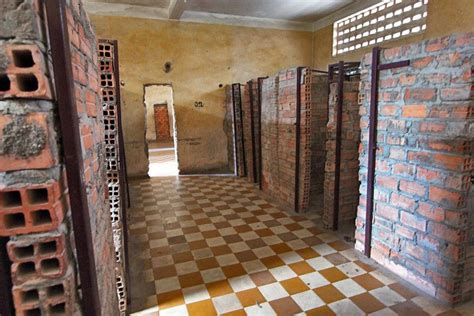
323, 79, 361, 227
309, 75, 329, 203
356, 32, 473, 304
0, 1, 118, 314
260, 68, 313, 212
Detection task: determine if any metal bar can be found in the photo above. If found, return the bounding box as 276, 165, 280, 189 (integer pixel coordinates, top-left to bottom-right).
45, 1, 101, 314
0, 237, 14, 316
248, 80, 258, 183
311, 69, 329, 74
365, 47, 409, 257
378, 60, 410, 71
365, 47, 380, 257
332, 61, 345, 230
231, 84, 239, 176
294, 67, 304, 213
257, 77, 267, 190
110, 39, 130, 307
237, 84, 247, 177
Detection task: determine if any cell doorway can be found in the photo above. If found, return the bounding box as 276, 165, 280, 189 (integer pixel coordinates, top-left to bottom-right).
144, 84, 179, 177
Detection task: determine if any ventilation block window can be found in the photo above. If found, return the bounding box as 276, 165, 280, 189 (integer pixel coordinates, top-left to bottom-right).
333, 0, 428, 56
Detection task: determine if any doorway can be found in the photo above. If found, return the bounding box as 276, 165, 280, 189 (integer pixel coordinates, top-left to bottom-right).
144, 84, 178, 177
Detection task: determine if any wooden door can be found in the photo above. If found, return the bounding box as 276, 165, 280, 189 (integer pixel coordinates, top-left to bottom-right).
154, 104, 171, 141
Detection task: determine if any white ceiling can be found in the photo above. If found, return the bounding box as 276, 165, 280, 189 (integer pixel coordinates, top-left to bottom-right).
84, 0, 381, 31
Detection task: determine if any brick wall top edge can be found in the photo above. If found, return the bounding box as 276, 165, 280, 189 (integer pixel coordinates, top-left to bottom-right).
361, 32, 474, 67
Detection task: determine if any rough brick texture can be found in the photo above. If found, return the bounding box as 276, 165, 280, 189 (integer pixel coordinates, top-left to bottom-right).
242, 79, 261, 184
12, 269, 76, 316
323, 79, 361, 227
356, 32, 474, 304
309, 74, 329, 210
261, 68, 313, 212
0, 177, 67, 236
1, 1, 119, 315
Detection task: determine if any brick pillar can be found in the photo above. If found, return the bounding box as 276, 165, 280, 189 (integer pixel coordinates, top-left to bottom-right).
324, 79, 361, 227
309, 75, 329, 206
261, 75, 280, 196
261, 68, 313, 212
356, 32, 473, 304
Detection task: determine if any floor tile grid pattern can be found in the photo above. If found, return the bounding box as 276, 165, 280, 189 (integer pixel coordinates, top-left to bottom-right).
127, 176, 469, 316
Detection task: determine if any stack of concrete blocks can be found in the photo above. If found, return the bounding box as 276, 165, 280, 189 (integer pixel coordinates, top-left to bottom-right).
97, 40, 127, 314
323, 77, 361, 227
356, 32, 473, 304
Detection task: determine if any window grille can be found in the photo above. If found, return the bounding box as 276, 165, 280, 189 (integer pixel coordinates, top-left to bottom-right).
333, 0, 428, 56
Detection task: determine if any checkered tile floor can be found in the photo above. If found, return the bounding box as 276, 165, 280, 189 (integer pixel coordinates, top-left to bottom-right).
127, 176, 472, 315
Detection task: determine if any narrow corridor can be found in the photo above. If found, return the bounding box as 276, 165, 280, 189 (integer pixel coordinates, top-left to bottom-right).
127, 176, 472, 316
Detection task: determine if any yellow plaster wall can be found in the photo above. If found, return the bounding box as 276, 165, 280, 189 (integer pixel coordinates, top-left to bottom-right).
312, 0, 474, 69
90, 15, 312, 176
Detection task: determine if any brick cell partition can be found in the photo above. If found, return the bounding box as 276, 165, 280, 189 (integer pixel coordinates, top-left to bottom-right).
323, 78, 361, 227
356, 33, 473, 304
0, 0, 117, 315
98, 39, 127, 313
309, 74, 329, 211
70, 5, 119, 314
261, 75, 280, 198
260, 68, 313, 212
154, 104, 171, 142
224, 86, 236, 174
242, 79, 260, 183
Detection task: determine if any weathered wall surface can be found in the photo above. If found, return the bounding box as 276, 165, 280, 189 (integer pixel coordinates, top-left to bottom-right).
89, 15, 312, 176
312, 0, 474, 70
144, 85, 174, 142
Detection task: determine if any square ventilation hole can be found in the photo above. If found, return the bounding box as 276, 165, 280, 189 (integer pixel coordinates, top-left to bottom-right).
27, 188, 49, 205
40, 258, 60, 275
25, 308, 41, 316
0, 191, 22, 208
12, 50, 35, 68
31, 209, 52, 226
21, 289, 39, 304
17, 261, 36, 277
49, 302, 66, 314
47, 284, 65, 298
38, 240, 57, 256
16, 74, 38, 92
4, 213, 26, 229
0, 74, 10, 91
14, 245, 34, 260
